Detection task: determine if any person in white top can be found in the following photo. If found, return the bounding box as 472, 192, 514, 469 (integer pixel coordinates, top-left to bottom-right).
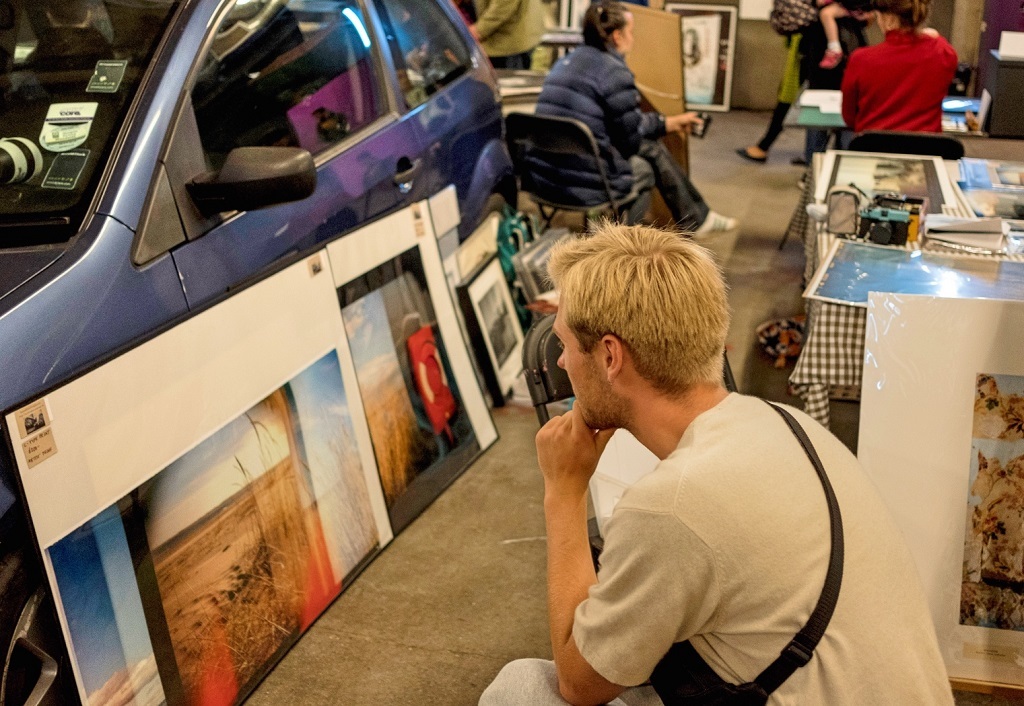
479, 223, 952, 706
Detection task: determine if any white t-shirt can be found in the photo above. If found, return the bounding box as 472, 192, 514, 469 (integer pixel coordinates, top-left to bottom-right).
574, 393, 952, 705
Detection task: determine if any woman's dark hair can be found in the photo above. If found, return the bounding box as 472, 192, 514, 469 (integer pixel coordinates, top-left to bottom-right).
873, 0, 931, 28
583, 1, 629, 50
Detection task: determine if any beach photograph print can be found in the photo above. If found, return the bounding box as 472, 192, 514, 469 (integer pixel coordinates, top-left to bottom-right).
341, 249, 478, 532
962, 373, 1024, 630
48, 505, 166, 706
133, 350, 379, 706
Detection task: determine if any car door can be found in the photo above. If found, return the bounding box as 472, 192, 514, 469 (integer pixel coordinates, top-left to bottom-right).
369, 0, 508, 241
163, 0, 427, 309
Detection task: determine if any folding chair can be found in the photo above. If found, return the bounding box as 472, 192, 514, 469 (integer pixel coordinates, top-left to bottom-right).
505, 112, 642, 231
847, 131, 965, 160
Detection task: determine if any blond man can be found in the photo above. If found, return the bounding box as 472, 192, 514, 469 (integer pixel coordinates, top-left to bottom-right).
480, 224, 951, 705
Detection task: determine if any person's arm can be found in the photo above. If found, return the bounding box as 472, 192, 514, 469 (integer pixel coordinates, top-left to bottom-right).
536, 408, 623, 706
472, 0, 519, 43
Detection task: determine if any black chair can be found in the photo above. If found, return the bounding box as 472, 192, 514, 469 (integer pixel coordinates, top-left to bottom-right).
846, 130, 965, 160
505, 112, 641, 231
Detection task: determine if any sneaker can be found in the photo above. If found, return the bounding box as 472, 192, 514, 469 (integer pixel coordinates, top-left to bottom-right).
694, 211, 738, 237
819, 48, 843, 70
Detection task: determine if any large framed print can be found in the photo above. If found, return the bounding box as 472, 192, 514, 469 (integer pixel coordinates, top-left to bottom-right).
814, 150, 959, 215
859, 293, 1024, 686
3, 252, 392, 706
456, 255, 525, 406
326, 203, 498, 534
804, 239, 1024, 307
665, 4, 737, 111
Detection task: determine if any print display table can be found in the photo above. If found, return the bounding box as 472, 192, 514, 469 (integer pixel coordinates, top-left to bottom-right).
789, 153, 1024, 428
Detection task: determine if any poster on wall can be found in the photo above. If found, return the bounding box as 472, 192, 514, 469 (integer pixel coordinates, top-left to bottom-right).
858, 293, 1024, 685
665, 4, 737, 111
4, 253, 393, 706
326, 203, 498, 533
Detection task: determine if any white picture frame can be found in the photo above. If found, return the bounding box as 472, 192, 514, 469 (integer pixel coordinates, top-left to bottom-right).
456, 255, 525, 406
664, 3, 737, 112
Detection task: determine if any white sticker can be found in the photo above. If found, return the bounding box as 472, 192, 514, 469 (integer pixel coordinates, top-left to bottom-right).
39, 102, 98, 153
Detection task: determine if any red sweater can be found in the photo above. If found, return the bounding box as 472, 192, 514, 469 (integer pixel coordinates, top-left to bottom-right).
841, 30, 957, 133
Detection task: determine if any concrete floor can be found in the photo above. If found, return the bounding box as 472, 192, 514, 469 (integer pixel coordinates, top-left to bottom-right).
248, 111, 1024, 704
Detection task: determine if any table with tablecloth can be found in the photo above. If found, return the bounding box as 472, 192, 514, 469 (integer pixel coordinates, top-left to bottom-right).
787, 154, 1022, 429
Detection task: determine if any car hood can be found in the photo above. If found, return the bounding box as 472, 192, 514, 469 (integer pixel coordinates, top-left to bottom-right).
0, 248, 65, 304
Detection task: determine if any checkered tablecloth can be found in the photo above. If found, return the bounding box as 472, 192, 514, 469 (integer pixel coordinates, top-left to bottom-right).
789, 299, 866, 428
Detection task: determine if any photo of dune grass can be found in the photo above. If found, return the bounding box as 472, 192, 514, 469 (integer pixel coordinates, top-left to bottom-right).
961, 373, 1024, 631
48, 505, 166, 706
136, 351, 378, 705
343, 289, 427, 506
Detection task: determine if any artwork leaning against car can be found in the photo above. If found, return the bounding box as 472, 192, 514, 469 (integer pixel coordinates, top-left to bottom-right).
0, 0, 514, 702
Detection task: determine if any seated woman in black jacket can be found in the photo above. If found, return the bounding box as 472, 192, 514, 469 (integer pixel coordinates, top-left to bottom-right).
529, 1, 736, 234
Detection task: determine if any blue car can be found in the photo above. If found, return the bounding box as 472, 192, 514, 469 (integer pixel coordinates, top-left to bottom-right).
0, 0, 513, 702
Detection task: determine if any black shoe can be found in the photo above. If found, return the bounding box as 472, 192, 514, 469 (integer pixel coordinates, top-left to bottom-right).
790, 156, 808, 166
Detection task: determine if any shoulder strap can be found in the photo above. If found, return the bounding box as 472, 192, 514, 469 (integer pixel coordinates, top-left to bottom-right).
754, 403, 844, 695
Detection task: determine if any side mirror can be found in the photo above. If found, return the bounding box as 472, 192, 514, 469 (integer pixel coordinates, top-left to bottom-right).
187, 146, 316, 216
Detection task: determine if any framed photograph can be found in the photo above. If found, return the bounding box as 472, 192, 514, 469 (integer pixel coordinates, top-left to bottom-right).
665, 4, 737, 111
859, 293, 1024, 686
815, 150, 960, 215
804, 239, 1024, 307
456, 255, 525, 406
3, 253, 392, 706
326, 202, 498, 534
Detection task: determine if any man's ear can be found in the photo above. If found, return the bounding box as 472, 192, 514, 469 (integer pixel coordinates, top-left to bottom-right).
600, 334, 625, 382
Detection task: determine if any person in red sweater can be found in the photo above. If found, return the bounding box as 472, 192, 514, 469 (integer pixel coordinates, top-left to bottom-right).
840, 0, 957, 133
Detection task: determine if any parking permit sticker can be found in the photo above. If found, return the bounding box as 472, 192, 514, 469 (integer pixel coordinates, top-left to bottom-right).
87, 60, 128, 93
41, 149, 89, 190
39, 102, 97, 152
15, 399, 50, 439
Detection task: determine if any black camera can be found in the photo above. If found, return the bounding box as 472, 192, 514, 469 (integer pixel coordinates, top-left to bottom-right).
691, 112, 712, 139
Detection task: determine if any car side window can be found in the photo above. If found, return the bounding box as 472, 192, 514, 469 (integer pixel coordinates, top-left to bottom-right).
372, 0, 471, 109
191, 0, 385, 168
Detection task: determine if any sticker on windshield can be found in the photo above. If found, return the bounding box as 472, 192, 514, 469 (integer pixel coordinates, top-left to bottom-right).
87, 60, 128, 93
39, 102, 98, 152
41, 149, 90, 190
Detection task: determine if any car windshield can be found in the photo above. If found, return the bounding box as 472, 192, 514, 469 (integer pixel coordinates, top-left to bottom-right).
0, 0, 178, 247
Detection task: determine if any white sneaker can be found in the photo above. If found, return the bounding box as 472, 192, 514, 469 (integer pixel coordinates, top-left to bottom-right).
694, 211, 738, 237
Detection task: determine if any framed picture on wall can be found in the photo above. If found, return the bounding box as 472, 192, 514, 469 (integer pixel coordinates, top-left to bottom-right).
456, 255, 525, 407
664, 3, 737, 111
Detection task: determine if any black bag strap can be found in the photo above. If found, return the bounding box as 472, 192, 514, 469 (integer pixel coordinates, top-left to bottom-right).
753, 402, 845, 695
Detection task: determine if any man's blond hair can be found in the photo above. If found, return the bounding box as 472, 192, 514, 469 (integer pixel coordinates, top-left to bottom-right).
547, 224, 730, 395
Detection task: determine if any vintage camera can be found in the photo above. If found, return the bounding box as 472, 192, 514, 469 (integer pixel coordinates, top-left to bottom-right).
857, 192, 925, 246
858, 206, 910, 245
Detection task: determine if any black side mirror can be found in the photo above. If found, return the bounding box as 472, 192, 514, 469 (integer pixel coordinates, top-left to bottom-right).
187, 146, 316, 216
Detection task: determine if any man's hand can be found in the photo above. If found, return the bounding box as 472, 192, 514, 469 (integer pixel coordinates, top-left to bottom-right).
664, 112, 703, 135
536, 407, 615, 502
469, 23, 482, 41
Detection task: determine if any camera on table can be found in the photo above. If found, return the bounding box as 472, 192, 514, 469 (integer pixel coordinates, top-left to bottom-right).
857, 192, 925, 246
